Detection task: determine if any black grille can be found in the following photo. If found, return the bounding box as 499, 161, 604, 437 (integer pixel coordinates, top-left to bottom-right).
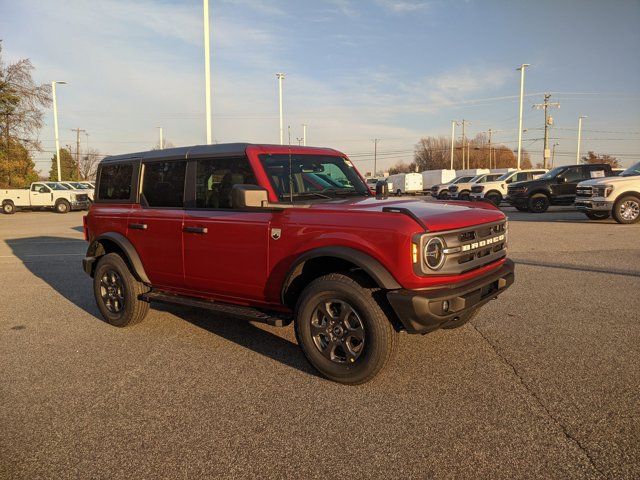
576, 186, 592, 197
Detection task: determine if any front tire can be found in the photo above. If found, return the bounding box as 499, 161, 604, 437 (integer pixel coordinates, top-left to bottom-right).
613, 195, 640, 224
486, 192, 502, 207
294, 273, 396, 385
528, 193, 550, 213
55, 199, 70, 214
93, 253, 150, 327
2, 201, 15, 214
584, 211, 610, 220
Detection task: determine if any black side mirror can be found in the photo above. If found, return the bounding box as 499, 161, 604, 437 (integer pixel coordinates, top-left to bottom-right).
231, 184, 269, 208
375, 180, 389, 196
556, 176, 566, 184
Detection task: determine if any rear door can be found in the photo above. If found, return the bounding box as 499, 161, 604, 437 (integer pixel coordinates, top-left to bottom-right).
182, 155, 272, 304
126, 158, 186, 289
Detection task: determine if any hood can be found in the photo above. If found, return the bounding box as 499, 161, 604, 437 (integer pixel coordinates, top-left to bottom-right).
578, 175, 637, 187
305, 196, 505, 232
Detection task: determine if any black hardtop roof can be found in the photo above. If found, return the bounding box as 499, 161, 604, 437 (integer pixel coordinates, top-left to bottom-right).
99, 143, 341, 164
100, 143, 250, 164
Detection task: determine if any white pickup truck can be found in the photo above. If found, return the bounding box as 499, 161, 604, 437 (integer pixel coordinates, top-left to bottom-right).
575, 161, 640, 224
1, 181, 91, 214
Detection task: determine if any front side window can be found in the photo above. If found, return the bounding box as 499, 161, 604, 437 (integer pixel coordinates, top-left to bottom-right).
98, 163, 134, 201
142, 161, 186, 208
195, 157, 257, 209
259, 154, 369, 201
561, 167, 584, 183
515, 172, 530, 182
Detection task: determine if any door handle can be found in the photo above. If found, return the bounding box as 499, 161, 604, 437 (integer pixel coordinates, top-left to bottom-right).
183, 226, 208, 234
129, 223, 148, 230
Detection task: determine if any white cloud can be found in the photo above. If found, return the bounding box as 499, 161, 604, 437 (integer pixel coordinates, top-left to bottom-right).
375, 0, 431, 13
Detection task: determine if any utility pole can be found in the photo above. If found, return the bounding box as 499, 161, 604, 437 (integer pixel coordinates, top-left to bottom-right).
157, 126, 164, 149
71, 128, 86, 180
516, 63, 530, 170
466, 141, 471, 169
51, 81, 67, 181
488, 129, 493, 169
551, 142, 559, 168
302, 124, 307, 146
532, 93, 560, 169
203, 0, 212, 144
460, 119, 470, 170
576, 115, 587, 164
450, 121, 458, 170
373, 139, 379, 177
276, 73, 285, 144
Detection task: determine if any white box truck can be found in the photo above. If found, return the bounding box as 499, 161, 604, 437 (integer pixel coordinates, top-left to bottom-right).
421, 170, 456, 194
386, 173, 423, 195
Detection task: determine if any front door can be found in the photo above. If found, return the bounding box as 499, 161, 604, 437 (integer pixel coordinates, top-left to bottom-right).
182, 156, 272, 305
30, 183, 51, 206
555, 166, 585, 203
126, 159, 187, 289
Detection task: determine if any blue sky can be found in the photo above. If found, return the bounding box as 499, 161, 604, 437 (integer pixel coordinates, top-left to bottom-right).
1, 0, 639, 173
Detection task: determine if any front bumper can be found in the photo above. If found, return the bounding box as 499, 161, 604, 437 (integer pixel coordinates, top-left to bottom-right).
386, 259, 515, 334
575, 199, 613, 212
71, 200, 90, 211
469, 193, 483, 200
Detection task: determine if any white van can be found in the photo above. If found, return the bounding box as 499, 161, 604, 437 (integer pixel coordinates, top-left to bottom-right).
386, 173, 423, 195
421, 170, 456, 193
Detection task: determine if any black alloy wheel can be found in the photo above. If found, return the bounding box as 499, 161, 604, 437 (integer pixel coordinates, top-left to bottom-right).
310, 299, 365, 364
99, 269, 125, 314
528, 193, 550, 213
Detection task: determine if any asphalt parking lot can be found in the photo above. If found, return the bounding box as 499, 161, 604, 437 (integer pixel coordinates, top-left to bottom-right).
1, 207, 638, 479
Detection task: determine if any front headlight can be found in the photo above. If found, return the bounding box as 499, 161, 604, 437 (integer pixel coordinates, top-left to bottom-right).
424, 237, 446, 271
593, 185, 614, 197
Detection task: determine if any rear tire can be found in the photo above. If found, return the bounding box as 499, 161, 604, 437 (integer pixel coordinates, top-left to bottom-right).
437, 191, 449, 200
294, 273, 396, 385
528, 193, 550, 213
612, 195, 640, 224
486, 192, 502, 207
584, 211, 610, 220
2, 201, 15, 214
93, 253, 150, 327
55, 199, 70, 214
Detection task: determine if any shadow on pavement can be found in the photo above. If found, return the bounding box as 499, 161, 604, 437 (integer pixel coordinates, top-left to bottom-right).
514, 259, 640, 278
156, 303, 320, 378
7, 235, 319, 377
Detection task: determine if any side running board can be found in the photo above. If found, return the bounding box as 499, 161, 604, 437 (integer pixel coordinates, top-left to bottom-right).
140, 291, 292, 327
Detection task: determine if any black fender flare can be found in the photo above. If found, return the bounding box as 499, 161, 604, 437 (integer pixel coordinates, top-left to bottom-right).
281, 246, 401, 303
87, 232, 150, 284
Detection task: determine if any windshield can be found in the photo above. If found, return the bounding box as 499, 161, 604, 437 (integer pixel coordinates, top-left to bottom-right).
498, 171, 514, 181
540, 167, 564, 180
259, 154, 370, 201
621, 162, 640, 177
46, 182, 70, 191
67, 182, 88, 189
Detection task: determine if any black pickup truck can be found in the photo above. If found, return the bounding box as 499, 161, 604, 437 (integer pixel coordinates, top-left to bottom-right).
506, 163, 614, 213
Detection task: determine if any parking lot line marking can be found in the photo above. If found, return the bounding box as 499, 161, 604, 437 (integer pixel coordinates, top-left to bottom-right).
0, 253, 84, 258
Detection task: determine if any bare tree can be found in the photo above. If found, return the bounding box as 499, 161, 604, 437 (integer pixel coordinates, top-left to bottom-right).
581, 151, 619, 167
79, 148, 103, 180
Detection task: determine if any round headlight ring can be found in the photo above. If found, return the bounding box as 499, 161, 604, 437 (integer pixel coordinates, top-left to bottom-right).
424, 237, 446, 271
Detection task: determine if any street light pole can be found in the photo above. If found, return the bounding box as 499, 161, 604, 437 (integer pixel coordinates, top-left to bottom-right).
203, 0, 212, 144
576, 116, 587, 164
157, 126, 164, 149
302, 124, 307, 146
51, 81, 67, 182
450, 120, 457, 170
516, 63, 530, 170
276, 73, 285, 145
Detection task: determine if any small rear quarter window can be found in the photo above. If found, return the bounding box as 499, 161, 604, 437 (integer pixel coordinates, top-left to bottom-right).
97, 163, 134, 201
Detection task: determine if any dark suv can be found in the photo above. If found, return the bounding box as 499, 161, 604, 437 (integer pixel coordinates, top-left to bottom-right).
82, 143, 514, 384
506, 163, 614, 213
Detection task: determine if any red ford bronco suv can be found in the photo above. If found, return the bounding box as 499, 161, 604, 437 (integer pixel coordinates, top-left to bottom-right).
83, 144, 514, 384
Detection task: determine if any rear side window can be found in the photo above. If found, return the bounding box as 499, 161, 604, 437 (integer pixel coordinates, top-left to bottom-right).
195, 157, 256, 208
142, 160, 187, 208
97, 163, 134, 201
